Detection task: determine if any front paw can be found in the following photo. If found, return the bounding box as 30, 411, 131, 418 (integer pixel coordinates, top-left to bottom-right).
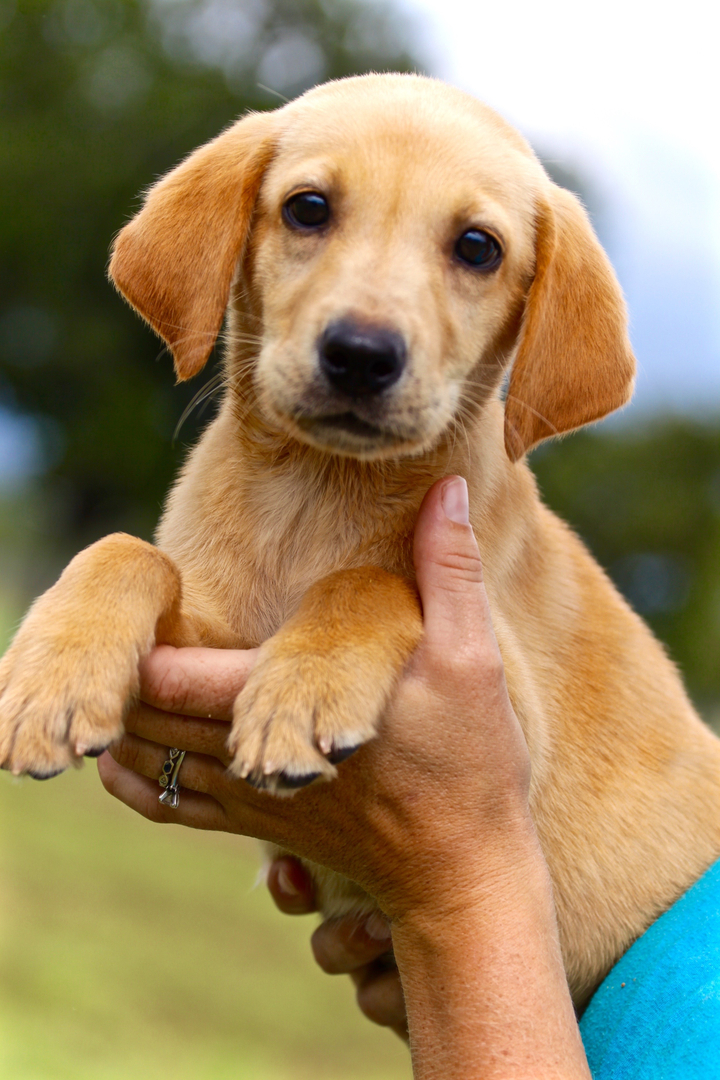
0, 533, 183, 779
228, 567, 422, 794
228, 642, 388, 794
0, 622, 140, 778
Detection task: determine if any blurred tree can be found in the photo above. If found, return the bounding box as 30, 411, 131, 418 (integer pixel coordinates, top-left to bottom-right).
0, 0, 422, 551
531, 419, 720, 711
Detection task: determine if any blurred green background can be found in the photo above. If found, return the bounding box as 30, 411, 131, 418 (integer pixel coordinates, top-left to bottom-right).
0, 1, 718, 1077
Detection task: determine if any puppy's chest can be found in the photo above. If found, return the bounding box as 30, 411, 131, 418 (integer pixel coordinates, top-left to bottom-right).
169, 486, 413, 648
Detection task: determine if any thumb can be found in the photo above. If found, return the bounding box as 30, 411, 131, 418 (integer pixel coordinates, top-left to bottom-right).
413, 476, 496, 653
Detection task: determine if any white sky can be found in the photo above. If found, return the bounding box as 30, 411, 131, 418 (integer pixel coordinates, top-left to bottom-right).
399, 0, 720, 413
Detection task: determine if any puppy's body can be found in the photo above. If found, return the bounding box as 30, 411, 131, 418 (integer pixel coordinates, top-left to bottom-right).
157, 392, 720, 1004
2, 74, 720, 1008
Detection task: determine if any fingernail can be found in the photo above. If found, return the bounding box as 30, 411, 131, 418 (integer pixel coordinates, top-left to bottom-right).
365, 912, 392, 942
276, 863, 300, 898
442, 476, 469, 524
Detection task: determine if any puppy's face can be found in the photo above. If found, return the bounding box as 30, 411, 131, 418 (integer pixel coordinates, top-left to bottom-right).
241, 81, 542, 459
110, 74, 634, 460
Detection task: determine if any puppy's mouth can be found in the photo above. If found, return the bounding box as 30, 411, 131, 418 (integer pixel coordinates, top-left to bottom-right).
304, 412, 388, 439
294, 410, 410, 453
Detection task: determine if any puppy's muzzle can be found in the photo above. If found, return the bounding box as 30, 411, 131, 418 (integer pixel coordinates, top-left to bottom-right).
319, 320, 406, 398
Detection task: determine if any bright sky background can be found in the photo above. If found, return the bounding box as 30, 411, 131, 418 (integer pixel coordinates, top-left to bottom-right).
399, 0, 720, 415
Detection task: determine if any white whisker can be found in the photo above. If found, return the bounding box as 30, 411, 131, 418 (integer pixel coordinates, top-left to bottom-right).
257, 83, 291, 104
505, 392, 559, 436
173, 372, 227, 441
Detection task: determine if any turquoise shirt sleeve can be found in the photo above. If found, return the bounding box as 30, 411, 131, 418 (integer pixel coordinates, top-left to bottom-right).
579, 857, 720, 1079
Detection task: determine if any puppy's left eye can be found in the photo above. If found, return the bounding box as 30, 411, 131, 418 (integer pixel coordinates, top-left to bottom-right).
283, 191, 330, 229
455, 229, 502, 270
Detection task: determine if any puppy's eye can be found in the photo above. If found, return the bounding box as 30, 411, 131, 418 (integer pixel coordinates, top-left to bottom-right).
283, 191, 330, 229
455, 229, 502, 270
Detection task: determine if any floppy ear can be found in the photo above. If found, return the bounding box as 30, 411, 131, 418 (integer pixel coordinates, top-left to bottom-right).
109, 110, 276, 381
503, 185, 635, 461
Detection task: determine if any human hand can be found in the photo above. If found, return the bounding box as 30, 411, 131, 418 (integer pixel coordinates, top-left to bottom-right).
98, 475, 533, 923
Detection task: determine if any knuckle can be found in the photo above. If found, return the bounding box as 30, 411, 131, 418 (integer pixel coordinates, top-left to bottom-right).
433, 550, 484, 588
154, 666, 190, 711
141, 650, 189, 712
110, 735, 133, 769
461, 643, 506, 686
125, 701, 140, 729
356, 970, 404, 1027
423, 638, 504, 691
310, 923, 340, 973
311, 918, 369, 974
124, 737, 147, 774
355, 980, 382, 1023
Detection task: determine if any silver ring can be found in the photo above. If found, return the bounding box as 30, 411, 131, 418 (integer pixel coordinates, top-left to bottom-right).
158, 747, 186, 809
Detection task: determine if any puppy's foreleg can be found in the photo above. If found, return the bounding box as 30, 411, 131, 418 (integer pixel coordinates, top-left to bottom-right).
0, 534, 187, 777
228, 568, 423, 792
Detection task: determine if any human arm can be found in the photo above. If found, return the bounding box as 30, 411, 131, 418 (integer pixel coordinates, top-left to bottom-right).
98, 476, 591, 1079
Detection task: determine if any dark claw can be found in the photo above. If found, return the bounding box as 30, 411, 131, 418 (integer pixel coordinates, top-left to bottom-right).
277, 770, 322, 789
243, 769, 322, 792
27, 768, 65, 780
326, 744, 360, 765
83, 746, 107, 758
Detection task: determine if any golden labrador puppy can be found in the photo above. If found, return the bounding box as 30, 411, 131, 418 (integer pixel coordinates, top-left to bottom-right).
1, 74, 719, 1008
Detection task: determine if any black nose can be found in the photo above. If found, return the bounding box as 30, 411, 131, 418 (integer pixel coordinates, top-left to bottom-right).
319, 320, 406, 397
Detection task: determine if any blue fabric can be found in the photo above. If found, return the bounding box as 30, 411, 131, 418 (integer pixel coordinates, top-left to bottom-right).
579, 857, 720, 1079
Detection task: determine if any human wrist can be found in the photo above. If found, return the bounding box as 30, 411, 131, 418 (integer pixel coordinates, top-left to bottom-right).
391, 808, 544, 934
377, 799, 539, 927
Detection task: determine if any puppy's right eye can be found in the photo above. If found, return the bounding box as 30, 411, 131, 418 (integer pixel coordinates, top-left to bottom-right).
454, 228, 502, 271
283, 192, 330, 229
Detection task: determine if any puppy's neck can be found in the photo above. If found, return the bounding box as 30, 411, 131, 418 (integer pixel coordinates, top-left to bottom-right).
225, 382, 522, 534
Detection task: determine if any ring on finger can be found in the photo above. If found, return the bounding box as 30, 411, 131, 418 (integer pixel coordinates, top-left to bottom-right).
158, 747, 186, 809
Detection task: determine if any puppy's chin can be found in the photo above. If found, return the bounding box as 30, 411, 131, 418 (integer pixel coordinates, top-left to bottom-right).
291, 411, 430, 460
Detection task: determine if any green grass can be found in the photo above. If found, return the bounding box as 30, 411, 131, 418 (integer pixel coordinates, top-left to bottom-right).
0, 766, 410, 1080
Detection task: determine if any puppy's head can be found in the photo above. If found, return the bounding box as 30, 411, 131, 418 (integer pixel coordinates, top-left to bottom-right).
109, 74, 634, 461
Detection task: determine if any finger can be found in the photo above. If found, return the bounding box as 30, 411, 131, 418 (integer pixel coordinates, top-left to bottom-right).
125, 700, 232, 764
139, 645, 259, 720
413, 476, 498, 656
354, 962, 407, 1033
97, 751, 228, 831
108, 732, 227, 797
267, 857, 317, 915
311, 912, 393, 974
100, 746, 298, 849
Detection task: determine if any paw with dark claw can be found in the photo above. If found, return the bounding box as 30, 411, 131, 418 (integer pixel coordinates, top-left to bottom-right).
80, 745, 112, 759
0, 621, 138, 779
227, 641, 385, 794
325, 744, 360, 765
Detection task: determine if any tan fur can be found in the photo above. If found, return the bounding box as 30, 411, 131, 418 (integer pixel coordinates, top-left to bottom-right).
2, 74, 719, 1008
504, 188, 635, 459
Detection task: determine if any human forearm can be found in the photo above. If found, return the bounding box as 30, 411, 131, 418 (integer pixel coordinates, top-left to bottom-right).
393, 824, 590, 1080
